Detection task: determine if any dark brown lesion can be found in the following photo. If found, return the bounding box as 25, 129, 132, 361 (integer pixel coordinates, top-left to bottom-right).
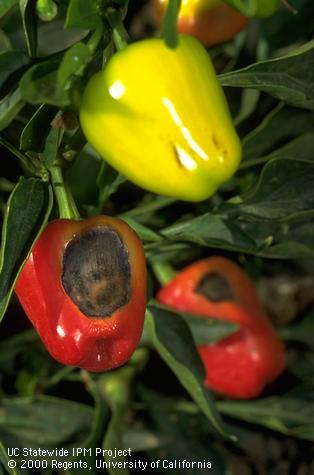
195, 272, 235, 303
62, 226, 131, 317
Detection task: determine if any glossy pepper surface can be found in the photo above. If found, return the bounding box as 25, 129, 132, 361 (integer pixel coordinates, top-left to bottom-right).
79, 35, 241, 202
157, 257, 285, 398
15, 216, 147, 372
153, 0, 249, 46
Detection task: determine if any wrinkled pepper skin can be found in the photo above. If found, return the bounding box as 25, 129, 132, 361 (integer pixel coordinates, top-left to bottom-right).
15, 216, 147, 372
153, 0, 249, 46
80, 35, 241, 202
157, 257, 285, 398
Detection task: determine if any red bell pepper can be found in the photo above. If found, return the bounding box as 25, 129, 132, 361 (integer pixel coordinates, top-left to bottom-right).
157, 257, 285, 398
15, 216, 147, 372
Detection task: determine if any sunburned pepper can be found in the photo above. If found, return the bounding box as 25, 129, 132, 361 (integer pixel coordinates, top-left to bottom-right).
15, 216, 147, 372
157, 257, 285, 398
152, 0, 249, 46
79, 34, 241, 202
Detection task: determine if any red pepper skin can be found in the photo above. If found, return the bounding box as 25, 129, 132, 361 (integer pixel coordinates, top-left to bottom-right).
15, 216, 147, 372
157, 257, 285, 398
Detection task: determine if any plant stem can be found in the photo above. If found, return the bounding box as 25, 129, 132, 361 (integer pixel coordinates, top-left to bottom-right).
106, 9, 129, 51
151, 261, 177, 286
120, 196, 176, 219
50, 163, 80, 220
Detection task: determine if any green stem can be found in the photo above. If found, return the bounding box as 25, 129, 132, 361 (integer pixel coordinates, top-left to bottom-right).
50, 163, 80, 220
106, 9, 129, 51
119, 196, 176, 219
151, 261, 177, 286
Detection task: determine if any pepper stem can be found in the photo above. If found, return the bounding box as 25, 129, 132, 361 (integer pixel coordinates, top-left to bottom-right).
50, 163, 80, 220
151, 261, 177, 286
106, 8, 129, 51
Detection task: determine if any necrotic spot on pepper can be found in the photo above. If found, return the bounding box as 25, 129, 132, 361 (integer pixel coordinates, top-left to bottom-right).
196, 272, 235, 302
62, 226, 131, 317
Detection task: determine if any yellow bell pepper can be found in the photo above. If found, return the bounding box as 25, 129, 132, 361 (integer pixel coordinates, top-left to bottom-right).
79, 34, 241, 202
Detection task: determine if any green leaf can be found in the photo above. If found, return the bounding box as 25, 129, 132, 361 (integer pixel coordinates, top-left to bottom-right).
0, 178, 53, 321
0, 89, 25, 131
224, 0, 280, 17
58, 42, 92, 87
259, 220, 314, 258
280, 311, 314, 349
0, 0, 18, 18
65, 0, 102, 30
20, 0, 37, 57
0, 50, 29, 91
146, 306, 232, 439
243, 104, 314, 161
0, 396, 93, 447
19, 59, 70, 106
225, 158, 314, 221
0, 441, 21, 475
179, 312, 237, 345
162, 212, 314, 259
261, 0, 314, 53
122, 218, 162, 243
161, 0, 181, 49
139, 387, 226, 475
162, 213, 256, 253
0, 29, 12, 52
217, 387, 314, 441
290, 352, 314, 386
219, 41, 314, 110
19, 104, 57, 152
222, 0, 256, 16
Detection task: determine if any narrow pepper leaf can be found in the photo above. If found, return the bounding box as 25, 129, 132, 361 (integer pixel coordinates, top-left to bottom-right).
65, 0, 102, 30
0, 89, 25, 131
0, 50, 29, 92
0, 177, 53, 321
19, 59, 70, 107
219, 41, 314, 110
146, 306, 233, 439
0, 441, 21, 475
0, 395, 93, 447
19, 0, 37, 57
223, 158, 314, 221
217, 387, 314, 441
19, 104, 57, 152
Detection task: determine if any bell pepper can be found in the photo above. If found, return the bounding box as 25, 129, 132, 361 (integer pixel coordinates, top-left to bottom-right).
152, 0, 249, 46
157, 257, 285, 398
15, 216, 147, 372
79, 34, 241, 202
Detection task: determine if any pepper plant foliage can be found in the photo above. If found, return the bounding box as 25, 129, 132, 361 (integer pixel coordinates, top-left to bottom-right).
0, 0, 314, 473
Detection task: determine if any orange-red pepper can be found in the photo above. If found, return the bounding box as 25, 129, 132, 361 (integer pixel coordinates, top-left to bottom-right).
157, 257, 285, 398
152, 0, 249, 46
15, 216, 147, 372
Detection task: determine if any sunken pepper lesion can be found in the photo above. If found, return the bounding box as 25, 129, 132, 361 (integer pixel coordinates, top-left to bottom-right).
195, 272, 235, 302
62, 226, 131, 317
